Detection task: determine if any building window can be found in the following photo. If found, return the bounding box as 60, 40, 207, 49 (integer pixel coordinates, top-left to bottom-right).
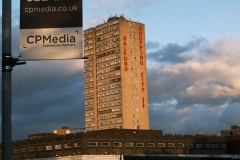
113, 142, 122, 147
167, 143, 174, 148
196, 144, 202, 148
187, 143, 193, 148
46, 145, 52, 151
29, 147, 35, 152
101, 142, 110, 147
88, 142, 97, 147
158, 143, 165, 148
177, 143, 184, 148
64, 143, 71, 149
74, 142, 81, 148
211, 144, 219, 148
38, 146, 44, 151
221, 144, 226, 148
147, 143, 155, 147
204, 144, 210, 148
125, 142, 133, 147
55, 144, 61, 150
136, 142, 144, 147
21, 148, 27, 153
14, 149, 20, 154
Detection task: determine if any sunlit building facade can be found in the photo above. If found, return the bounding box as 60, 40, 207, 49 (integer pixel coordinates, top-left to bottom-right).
84, 15, 149, 131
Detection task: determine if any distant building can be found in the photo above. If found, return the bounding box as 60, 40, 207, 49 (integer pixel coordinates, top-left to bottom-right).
84, 15, 149, 131
53, 126, 85, 135
29, 133, 55, 139
221, 124, 240, 154
221, 124, 240, 136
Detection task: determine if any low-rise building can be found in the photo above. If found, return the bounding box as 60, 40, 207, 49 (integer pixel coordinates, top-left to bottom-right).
0, 129, 229, 160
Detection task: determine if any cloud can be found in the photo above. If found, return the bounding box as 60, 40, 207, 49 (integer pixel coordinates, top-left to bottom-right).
5, 60, 86, 140
147, 37, 240, 134
147, 37, 209, 64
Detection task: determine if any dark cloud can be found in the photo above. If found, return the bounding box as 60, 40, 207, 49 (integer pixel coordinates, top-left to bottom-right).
1, 51, 85, 140
9, 60, 85, 140
146, 41, 160, 50
147, 37, 209, 63
147, 37, 240, 135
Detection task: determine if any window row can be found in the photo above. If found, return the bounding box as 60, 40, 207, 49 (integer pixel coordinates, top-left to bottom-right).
85, 68, 93, 73
99, 119, 122, 126
85, 78, 94, 84
98, 83, 121, 91
86, 123, 95, 128
85, 89, 94, 95
97, 77, 121, 86
85, 118, 95, 122
14, 142, 82, 153
195, 143, 226, 149
96, 43, 119, 53
95, 20, 119, 31
13, 142, 227, 154
96, 32, 119, 44
85, 106, 94, 111
84, 35, 92, 40
85, 73, 93, 78
85, 84, 93, 89
97, 72, 120, 80
99, 125, 122, 130
85, 51, 93, 56
86, 142, 226, 149
99, 113, 122, 120
98, 96, 121, 103
85, 112, 94, 117
97, 54, 120, 64
84, 45, 93, 51
85, 101, 94, 105
98, 108, 122, 114
98, 89, 121, 97
97, 60, 120, 69
84, 62, 93, 67
84, 29, 94, 35
85, 95, 94, 100
97, 66, 120, 75
96, 26, 119, 36
98, 101, 122, 109
96, 38, 119, 47
84, 40, 93, 46
222, 130, 240, 136
97, 49, 119, 58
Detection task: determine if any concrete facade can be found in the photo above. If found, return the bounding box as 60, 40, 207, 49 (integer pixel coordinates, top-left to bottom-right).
84, 15, 149, 131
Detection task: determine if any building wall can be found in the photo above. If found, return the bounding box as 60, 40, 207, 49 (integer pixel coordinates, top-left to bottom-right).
84, 16, 149, 131
1, 129, 229, 160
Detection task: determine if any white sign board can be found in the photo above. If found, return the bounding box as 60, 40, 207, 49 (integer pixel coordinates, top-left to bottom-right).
19, 0, 83, 60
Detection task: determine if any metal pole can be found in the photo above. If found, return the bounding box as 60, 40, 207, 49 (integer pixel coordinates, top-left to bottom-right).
2, 0, 12, 160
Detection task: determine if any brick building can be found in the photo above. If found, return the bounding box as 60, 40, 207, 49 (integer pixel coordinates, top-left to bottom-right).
84, 15, 149, 131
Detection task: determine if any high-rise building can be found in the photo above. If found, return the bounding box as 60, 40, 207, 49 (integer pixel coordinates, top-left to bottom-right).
84, 15, 149, 131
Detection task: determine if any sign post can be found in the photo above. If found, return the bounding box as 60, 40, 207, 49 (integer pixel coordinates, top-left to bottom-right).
2, 0, 83, 159
2, 0, 13, 159
19, 0, 83, 60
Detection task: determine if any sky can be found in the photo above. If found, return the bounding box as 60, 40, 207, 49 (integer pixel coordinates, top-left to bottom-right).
1, 0, 240, 140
